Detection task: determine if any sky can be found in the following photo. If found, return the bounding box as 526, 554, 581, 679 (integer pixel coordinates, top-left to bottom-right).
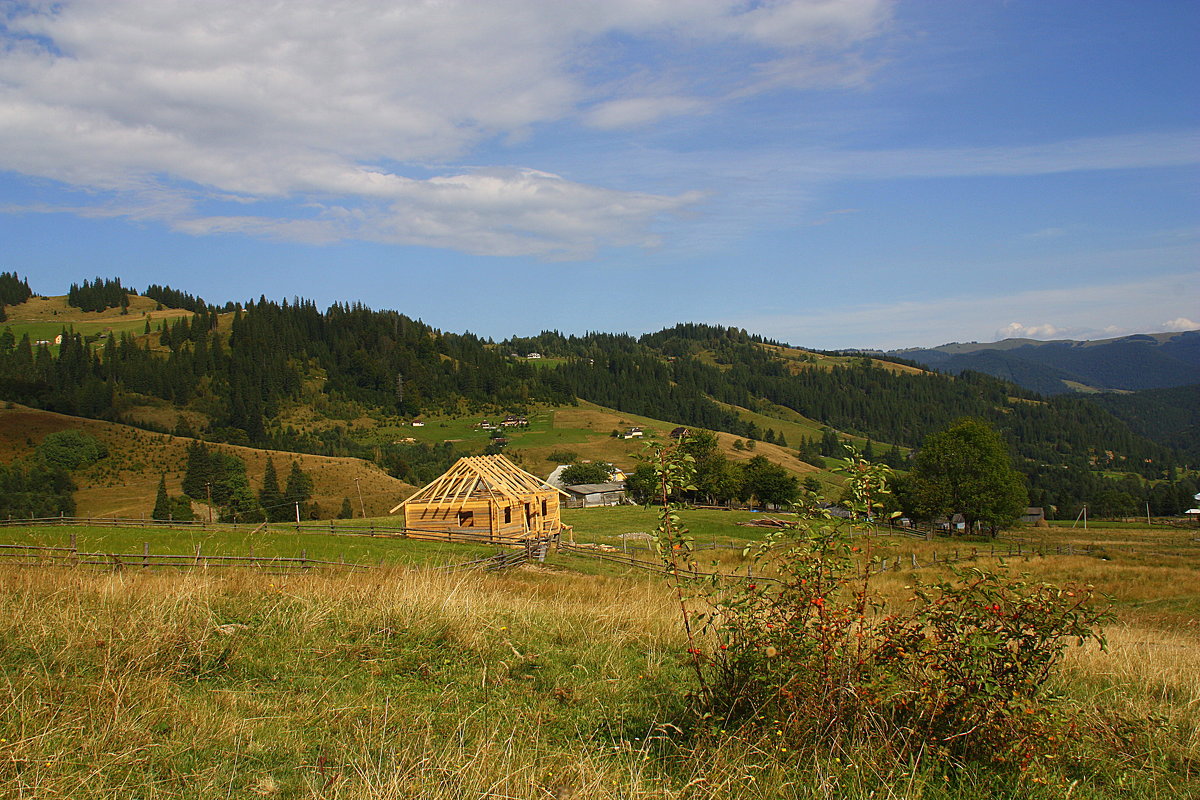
0, 0, 1196, 349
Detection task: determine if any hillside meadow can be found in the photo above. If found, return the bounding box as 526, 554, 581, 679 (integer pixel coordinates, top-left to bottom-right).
2, 293, 193, 355
0, 511, 1196, 798
0, 404, 412, 519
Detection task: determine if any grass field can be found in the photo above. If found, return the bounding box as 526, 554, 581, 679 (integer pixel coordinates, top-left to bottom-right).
0, 511, 1196, 798
2, 293, 193, 353
0, 522, 503, 567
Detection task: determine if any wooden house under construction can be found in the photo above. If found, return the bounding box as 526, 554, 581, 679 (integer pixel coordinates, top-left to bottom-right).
390, 455, 567, 540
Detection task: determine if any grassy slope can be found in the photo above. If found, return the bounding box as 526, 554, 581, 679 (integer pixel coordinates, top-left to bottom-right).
0, 404, 413, 519
758, 342, 931, 376
2, 293, 194, 353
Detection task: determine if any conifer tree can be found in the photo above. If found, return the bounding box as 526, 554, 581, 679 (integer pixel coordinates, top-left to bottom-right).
152, 474, 171, 520
259, 456, 287, 522
284, 461, 314, 519
181, 441, 211, 500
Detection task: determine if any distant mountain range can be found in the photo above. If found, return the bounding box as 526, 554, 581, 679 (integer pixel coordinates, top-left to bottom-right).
884, 330, 1200, 395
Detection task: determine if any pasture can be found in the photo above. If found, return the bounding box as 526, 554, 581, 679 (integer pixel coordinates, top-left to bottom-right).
0, 510, 1196, 798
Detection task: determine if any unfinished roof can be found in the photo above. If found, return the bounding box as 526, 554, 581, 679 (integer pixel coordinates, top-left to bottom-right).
390, 454, 565, 513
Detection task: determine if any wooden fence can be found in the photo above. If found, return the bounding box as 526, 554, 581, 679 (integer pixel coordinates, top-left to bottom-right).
0, 515, 560, 549
0, 536, 553, 576
561, 537, 1058, 581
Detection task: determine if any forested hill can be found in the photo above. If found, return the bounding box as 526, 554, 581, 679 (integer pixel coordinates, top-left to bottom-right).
0, 279, 1191, 517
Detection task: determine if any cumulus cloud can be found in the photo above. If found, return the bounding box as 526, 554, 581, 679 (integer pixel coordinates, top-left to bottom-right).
996, 322, 1065, 340
1163, 317, 1199, 332
0, 0, 892, 257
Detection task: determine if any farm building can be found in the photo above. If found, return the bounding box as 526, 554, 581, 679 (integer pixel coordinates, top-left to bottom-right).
563, 482, 627, 509
390, 455, 567, 540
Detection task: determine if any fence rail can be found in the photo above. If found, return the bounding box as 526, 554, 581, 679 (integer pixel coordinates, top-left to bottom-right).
0, 515, 559, 548
561, 537, 1067, 581
0, 536, 555, 576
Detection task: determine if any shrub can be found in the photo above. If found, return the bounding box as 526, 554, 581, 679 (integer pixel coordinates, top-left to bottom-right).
648, 439, 1110, 764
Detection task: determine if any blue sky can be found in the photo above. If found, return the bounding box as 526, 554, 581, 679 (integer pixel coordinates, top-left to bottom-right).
0, 0, 1196, 349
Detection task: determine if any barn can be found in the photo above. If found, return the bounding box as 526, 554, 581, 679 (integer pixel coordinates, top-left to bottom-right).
390, 454, 567, 540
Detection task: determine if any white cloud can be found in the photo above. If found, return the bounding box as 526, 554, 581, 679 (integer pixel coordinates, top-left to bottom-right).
585, 96, 709, 130
1163, 317, 1199, 332
0, 0, 893, 257
996, 322, 1065, 340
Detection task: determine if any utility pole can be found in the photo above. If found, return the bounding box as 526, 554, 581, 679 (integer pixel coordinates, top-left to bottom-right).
354, 477, 367, 519
204, 482, 213, 524
295, 501, 301, 529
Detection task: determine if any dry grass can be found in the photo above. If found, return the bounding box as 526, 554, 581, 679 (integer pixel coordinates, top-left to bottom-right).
0, 403, 412, 518
0, 565, 692, 799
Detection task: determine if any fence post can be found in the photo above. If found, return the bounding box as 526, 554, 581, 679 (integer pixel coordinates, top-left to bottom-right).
911, 552, 918, 569
194, 543, 202, 567
143, 542, 149, 569
301, 549, 308, 571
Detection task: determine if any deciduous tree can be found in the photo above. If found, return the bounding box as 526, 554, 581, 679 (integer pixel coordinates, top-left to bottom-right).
908, 418, 1027, 536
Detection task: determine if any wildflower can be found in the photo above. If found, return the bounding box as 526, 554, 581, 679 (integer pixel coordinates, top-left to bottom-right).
748, 584, 757, 590
765, 646, 778, 658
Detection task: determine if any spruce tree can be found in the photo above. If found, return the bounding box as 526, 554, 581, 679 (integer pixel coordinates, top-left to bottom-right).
283, 461, 314, 519
181, 440, 211, 500
338, 497, 354, 519
152, 474, 171, 520
259, 456, 286, 521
